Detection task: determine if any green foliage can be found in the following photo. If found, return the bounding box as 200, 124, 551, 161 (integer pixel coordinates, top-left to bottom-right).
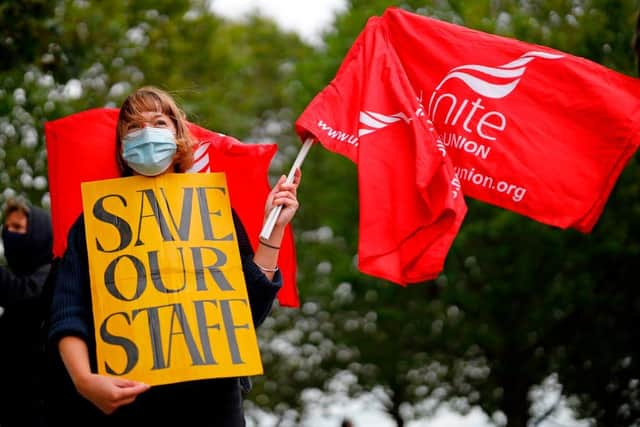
0, 0, 312, 209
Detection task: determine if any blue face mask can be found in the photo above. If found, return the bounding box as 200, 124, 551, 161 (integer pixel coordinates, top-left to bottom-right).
122, 127, 178, 176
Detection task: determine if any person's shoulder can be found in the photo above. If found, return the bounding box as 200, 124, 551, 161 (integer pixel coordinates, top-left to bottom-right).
66, 213, 87, 249
69, 213, 86, 233
30, 262, 52, 282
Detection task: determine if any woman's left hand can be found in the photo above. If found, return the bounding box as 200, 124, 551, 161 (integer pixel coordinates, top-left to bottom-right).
265, 168, 301, 228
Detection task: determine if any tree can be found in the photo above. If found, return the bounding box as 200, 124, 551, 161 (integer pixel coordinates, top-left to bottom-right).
0, 0, 313, 210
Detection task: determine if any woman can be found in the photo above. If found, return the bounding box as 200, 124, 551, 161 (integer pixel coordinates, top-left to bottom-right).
47, 86, 301, 426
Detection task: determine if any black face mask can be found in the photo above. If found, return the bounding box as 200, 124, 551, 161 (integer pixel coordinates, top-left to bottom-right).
1, 206, 53, 275
2, 229, 32, 274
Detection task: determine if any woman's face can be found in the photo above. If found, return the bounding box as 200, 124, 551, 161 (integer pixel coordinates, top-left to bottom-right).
124, 111, 177, 136
121, 110, 179, 177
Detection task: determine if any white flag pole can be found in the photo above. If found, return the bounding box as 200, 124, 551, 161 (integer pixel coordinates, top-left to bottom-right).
259, 138, 314, 241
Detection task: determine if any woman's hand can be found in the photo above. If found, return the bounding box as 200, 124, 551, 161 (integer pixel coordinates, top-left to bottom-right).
59, 336, 150, 415
254, 168, 301, 279
75, 373, 150, 415
264, 168, 301, 228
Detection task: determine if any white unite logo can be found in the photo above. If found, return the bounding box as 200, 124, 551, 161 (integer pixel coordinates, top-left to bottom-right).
188, 139, 227, 173
358, 110, 411, 137
427, 51, 563, 143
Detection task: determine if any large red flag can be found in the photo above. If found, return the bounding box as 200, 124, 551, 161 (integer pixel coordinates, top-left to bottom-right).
296, 8, 640, 284
297, 17, 467, 285
382, 8, 640, 232
45, 108, 299, 307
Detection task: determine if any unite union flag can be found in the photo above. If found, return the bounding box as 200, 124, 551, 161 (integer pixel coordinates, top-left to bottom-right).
296, 7, 640, 285
45, 108, 299, 307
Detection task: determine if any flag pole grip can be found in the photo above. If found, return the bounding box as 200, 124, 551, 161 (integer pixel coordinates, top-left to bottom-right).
259, 138, 314, 241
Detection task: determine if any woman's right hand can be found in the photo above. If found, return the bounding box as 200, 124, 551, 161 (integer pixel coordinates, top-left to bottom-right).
59, 336, 150, 414
74, 373, 150, 414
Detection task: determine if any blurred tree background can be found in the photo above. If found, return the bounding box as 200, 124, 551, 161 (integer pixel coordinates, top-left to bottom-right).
1, 1, 639, 426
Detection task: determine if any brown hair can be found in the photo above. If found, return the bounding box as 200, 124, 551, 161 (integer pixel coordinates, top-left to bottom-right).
115, 86, 195, 176
2, 198, 30, 225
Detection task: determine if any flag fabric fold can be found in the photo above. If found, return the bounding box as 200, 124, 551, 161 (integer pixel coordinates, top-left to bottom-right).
296, 7, 640, 285
297, 16, 467, 285
45, 108, 299, 307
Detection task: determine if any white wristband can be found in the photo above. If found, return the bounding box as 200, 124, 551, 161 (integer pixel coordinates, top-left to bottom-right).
254, 261, 278, 273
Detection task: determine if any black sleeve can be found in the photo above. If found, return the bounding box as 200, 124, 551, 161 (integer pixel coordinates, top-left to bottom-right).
232, 209, 282, 328
47, 215, 93, 345
0, 263, 50, 307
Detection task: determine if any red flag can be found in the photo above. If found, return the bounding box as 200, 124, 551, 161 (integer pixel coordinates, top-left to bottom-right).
297, 17, 467, 285
45, 108, 299, 307
296, 8, 640, 284
380, 8, 639, 232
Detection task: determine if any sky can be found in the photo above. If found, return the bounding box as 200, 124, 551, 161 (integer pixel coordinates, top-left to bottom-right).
209, 0, 348, 45
209, 2, 588, 427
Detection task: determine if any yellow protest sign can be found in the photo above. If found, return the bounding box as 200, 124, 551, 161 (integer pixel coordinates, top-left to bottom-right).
80, 172, 263, 386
